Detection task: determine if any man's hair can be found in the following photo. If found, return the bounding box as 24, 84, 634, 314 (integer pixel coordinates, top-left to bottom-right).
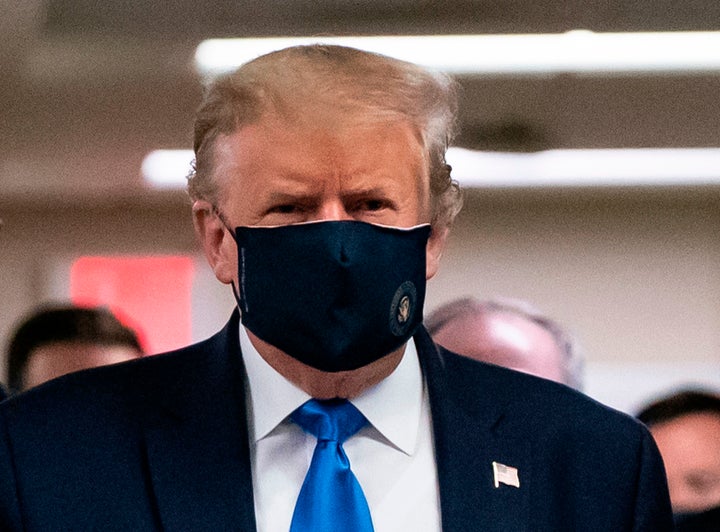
6, 305, 142, 392
187, 44, 463, 229
425, 296, 584, 389
637, 389, 720, 427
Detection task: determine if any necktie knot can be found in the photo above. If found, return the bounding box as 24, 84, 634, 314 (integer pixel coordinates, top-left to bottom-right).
291, 398, 367, 444
289, 398, 374, 532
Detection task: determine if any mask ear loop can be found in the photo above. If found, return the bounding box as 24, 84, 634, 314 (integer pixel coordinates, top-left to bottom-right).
211, 205, 246, 313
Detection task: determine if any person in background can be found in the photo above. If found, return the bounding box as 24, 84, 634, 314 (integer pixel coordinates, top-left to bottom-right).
425, 296, 582, 389
637, 388, 720, 528
0, 44, 671, 530
5, 304, 143, 393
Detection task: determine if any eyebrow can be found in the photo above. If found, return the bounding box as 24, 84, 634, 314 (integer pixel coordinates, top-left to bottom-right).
339, 185, 395, 200
259, 190, 321, 209
264, 181, 398, 200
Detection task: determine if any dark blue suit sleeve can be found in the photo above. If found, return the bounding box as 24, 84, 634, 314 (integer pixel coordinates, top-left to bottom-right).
632, 428, 673, 531
0, 409, 22, 531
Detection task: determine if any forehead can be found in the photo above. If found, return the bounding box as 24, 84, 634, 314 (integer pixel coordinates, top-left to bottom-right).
650, 413, 720, 479
652, 412, 720, 440
212, 112, 428, 194
25, 341, 140, 384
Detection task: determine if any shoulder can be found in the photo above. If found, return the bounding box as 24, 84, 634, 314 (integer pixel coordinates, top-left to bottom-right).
5, 337, 201, 400
421, 341, 673, 528
0, 321, 234, 431
418, 330, 646, 444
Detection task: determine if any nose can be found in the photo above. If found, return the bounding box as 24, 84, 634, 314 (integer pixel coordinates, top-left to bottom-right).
316, 199, 352, 222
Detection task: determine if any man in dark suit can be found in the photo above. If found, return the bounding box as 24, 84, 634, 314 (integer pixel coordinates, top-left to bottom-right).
0, 44, 672, 531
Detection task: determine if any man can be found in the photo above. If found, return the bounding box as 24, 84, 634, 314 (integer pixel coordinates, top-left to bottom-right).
5, 304, 143, 393
0, 45, 671, 530
425, 297, 583, 389
637, 389, 720, 527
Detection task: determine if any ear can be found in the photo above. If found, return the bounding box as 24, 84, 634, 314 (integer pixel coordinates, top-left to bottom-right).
192, 200, 236, 285
425, 225, 449, 280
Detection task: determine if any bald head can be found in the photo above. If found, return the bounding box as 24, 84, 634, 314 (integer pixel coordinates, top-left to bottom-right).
426, 297, 581, 388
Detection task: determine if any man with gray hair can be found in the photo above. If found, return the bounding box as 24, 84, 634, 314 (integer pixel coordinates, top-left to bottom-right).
426, 297, 582, 389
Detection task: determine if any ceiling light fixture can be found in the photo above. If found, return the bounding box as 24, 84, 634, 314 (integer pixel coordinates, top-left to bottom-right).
141, 149, 194, 188
449, 147, 720, 188
194, 31, 720, 77
142, 148, 720, 190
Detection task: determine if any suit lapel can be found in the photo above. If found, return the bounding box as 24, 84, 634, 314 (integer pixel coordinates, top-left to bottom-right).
416, 328, 532, 532
142, 312, 257, 530
141, 320, 533, 530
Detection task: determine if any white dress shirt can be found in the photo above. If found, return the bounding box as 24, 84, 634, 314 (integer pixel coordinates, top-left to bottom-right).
239, 325, 442, 532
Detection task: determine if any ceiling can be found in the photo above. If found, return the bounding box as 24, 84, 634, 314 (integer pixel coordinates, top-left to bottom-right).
3, 0, 720, 206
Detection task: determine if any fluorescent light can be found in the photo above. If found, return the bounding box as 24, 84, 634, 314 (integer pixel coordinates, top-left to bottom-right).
143, 147, 720, 190
447, 147, 720, 187
141, 149, 194, 188
195, 31, 720, 77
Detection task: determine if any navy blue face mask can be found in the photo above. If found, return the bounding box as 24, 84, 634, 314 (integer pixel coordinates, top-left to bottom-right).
230, 220, 431, 372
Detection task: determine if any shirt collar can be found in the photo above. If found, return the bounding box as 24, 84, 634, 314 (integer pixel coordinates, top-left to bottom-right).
239, 324, 424, 456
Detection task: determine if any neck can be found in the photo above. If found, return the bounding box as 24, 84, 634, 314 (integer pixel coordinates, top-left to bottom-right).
246, 330, 405, 399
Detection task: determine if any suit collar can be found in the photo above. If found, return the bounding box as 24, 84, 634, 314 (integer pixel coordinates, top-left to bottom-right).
141, 318, 533, 530
415, 326, 532, 531
142, 310, 257, 530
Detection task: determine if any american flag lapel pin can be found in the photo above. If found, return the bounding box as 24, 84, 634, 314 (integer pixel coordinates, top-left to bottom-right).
492, 461, 520, 488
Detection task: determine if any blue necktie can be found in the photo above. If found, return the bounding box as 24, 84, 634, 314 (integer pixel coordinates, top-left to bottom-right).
290, 398, 374, 532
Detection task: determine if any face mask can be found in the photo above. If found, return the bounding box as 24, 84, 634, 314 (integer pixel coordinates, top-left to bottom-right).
230, 220, 431, 372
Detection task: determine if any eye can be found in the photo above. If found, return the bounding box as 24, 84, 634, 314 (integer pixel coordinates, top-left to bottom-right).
351, 197, 392, 213
260, 200, 315, 224
270, 204, 301, 214
363, 199, 386, 211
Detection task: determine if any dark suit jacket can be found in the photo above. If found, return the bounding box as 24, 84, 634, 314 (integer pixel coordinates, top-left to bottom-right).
0, 311, 672, 530
675, 505, 720, 531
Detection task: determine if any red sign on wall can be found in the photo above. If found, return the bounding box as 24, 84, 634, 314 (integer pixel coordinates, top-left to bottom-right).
70, 256, 195, 355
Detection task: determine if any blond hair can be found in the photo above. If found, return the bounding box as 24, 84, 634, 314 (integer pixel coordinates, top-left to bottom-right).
188, 44, 463, 228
